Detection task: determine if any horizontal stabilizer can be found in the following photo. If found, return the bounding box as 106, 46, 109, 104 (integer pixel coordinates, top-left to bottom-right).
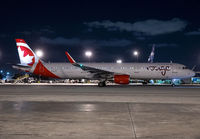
12, 64, 31, 71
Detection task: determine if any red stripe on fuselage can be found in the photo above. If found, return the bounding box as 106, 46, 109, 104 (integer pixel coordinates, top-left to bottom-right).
33, 60, 60, 79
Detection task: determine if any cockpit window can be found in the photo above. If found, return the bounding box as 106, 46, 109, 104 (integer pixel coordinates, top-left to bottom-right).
182, 66, 188, 69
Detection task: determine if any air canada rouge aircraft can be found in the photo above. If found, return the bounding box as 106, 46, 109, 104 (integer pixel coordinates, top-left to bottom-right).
13, 39, 195, 87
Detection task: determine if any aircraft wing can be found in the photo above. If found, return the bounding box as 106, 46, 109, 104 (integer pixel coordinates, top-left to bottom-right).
65, 52, 114, 79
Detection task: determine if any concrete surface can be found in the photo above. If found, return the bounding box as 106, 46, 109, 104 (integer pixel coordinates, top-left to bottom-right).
0, 85, 200, 139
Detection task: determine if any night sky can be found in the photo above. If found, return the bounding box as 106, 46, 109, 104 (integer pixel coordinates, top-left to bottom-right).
0, 0, 200, 72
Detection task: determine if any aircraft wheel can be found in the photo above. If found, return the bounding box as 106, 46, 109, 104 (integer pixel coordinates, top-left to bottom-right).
171, 83, 176, 87
142, 81, 148, 85
98, 81, 106, 87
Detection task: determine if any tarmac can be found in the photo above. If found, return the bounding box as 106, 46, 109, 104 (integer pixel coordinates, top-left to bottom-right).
0, 84, 200, 139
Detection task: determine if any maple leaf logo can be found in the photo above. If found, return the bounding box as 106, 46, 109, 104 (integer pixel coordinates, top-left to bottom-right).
18, 46, 35, 66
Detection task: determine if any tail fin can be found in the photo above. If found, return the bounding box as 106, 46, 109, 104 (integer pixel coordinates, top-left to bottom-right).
16, 39, 39, 66
148, 44, 155, 63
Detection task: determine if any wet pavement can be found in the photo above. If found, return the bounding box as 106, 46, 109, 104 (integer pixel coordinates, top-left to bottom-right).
0, 85, 200, 139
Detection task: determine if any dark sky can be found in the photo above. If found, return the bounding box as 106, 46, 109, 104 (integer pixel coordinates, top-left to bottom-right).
0, 0, 200, 72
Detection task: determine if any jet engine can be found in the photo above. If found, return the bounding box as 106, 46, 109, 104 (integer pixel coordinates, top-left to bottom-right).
114, 75, 130, 84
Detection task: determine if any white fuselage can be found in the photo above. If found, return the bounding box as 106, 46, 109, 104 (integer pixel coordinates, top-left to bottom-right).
40, 62, 195, 80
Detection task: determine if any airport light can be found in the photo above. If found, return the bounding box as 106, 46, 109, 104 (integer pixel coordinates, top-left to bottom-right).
116, 59, 122, 64
6, 72, 10, 75
85, 51, 92, 62
36, 50, 43, 58
133, 51, 138, 56
133, 50, 139, 62
0, 70, 3, 73
85, 51, 92, 57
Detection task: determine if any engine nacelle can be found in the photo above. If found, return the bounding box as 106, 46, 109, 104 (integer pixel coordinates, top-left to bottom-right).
114, 75, 130, 84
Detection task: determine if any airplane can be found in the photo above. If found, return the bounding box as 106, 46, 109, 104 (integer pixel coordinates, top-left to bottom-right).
13, 39, 195, 87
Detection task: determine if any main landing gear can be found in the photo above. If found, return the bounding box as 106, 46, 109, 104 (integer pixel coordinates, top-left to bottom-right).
171, 83, 176, 87
98, 81, 106, 87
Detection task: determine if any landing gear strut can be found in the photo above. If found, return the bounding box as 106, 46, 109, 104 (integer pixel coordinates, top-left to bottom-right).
98, 81, 106, 87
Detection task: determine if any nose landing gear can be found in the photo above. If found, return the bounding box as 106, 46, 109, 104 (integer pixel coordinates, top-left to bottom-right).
171, 83, 176, 87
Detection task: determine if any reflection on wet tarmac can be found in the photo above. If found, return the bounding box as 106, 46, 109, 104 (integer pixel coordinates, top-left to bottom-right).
0, 101, 128, 113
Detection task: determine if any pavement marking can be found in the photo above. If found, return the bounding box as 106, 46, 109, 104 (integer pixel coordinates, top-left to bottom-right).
127, 103, 137, 139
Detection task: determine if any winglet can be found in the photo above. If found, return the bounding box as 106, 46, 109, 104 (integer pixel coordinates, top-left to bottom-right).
65, 52, 76, 64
